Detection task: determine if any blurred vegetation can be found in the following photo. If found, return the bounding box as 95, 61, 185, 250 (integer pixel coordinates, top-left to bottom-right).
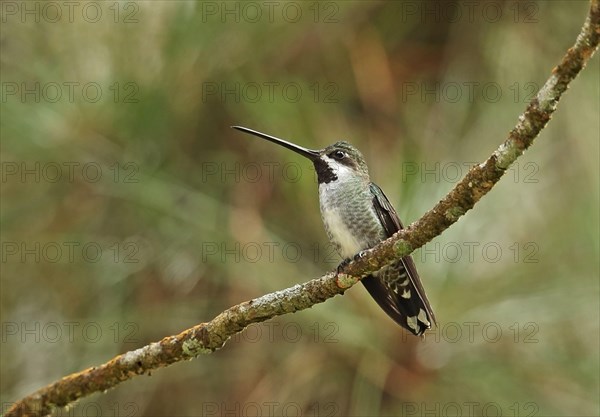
1, 1, 598, 416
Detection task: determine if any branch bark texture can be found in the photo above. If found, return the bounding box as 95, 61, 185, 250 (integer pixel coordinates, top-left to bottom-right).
7, 2, 600, 416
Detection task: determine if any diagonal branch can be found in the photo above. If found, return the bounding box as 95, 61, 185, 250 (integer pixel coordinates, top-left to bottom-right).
6, 2, 599, 416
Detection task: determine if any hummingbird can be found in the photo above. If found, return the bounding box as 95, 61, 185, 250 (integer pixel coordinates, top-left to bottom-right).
233, 126, 436, 336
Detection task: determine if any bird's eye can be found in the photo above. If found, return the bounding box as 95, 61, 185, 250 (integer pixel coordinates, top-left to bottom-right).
330, 150, 346, 160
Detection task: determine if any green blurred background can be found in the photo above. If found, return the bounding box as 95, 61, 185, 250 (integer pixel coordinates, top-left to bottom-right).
1, 1, 598, 416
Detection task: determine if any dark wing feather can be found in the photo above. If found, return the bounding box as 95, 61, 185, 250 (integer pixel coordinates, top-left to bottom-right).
361, 183, 437, 335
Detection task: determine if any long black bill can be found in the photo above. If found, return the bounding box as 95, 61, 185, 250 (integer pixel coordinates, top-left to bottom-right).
232, 126, 320, 161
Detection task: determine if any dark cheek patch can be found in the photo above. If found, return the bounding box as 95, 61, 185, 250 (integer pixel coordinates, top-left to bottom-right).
313, 159, 337, 184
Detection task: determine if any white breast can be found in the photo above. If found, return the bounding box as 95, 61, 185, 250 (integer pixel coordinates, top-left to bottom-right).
318, 159, 372, 259
319, 206, 364, 259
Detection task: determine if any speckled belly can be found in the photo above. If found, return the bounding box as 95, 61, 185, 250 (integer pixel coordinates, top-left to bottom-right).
318, 181, 385, 259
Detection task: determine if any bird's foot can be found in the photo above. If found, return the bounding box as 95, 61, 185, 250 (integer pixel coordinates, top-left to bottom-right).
336, 250, 368, 274
337, 258, 352, 274
353, 250, 368, 261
